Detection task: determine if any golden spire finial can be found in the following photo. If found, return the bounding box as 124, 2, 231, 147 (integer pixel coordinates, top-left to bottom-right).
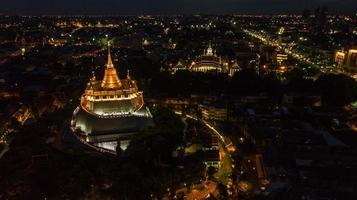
126, 70, 131, 80
91, 71, 96, 81
206, 40, 213, 56
107, 41, 114, 68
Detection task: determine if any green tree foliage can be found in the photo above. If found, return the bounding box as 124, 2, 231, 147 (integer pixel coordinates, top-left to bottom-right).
207, 166, 217, 179
109, 106, 197, 198
217, 182, 229, 200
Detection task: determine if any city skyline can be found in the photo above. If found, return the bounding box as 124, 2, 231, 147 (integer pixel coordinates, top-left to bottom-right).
1, 0, 356, 15
0, 1, 356, 198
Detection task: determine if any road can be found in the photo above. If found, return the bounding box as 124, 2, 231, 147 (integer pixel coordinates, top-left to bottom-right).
243, 29, 338, 74
173, 111, 236, 199
0, 50, 22, 65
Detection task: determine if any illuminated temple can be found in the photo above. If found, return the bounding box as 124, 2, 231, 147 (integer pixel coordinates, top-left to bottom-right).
71, 44, 153, 151
171, 41, 240, 74
190, 41, 225, 72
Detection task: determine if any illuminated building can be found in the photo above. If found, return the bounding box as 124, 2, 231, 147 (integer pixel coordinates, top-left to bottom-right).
172, 58, 232, 75
334, 48, 357, 70
199, 104, 227, 122
171, 60, 188, 74
334, 50, 346, 67
171, 42, 238, 75
229, 61, 240, 77
276, 52, 288, 66
12, 105, 31, 125
346, 49, 357, 70
277, 27, 287, 46
203, 134, 221, 169
203, 149, 221, 169
71, 43, 153, 152
190, 42, 225, 72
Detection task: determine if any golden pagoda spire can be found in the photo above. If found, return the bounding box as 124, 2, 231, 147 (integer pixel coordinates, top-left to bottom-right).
90, 71, 96, 83
101, 42, 122, 89
91, 71, 96, 81
107, 41, 114, 68
126, 70, 131, 80
107, 41, 114, 67
206, 40, 213, 56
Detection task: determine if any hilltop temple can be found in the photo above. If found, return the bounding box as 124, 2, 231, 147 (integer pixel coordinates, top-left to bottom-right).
71, 44, 153, 151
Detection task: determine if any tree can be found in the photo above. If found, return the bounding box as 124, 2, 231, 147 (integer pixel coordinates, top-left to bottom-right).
285, 67, 304, 81
229, 68, 262, 95
315, 73, 357, 106
217, 182, 229, 200
207, 166, 216, 179
196, 108, 203, 120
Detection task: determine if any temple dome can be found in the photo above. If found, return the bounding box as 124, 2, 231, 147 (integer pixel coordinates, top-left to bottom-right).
191, 41, 223, 72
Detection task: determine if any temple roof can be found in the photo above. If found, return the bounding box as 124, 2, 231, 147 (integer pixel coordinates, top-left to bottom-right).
101, 43, 122, 89
87, 79, 137, 93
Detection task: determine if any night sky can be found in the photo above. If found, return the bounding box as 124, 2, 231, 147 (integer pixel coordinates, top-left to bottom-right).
1, 0, 356, 15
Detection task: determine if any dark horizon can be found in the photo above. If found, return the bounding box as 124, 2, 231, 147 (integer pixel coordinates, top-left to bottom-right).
1, 0, 356, 15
